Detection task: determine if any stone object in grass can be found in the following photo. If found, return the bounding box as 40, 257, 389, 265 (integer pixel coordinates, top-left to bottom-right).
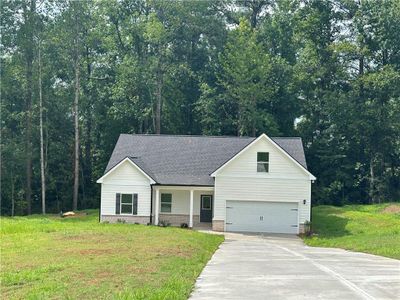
62, 211, 76, 217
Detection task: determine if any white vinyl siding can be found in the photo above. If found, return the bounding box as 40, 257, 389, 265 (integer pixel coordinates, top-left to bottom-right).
214, 137, 311, 228
100, 160, 152, 217
218, 138, 309, 179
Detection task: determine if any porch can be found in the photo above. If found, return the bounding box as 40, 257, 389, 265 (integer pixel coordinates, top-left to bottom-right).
153, 186, 214, 228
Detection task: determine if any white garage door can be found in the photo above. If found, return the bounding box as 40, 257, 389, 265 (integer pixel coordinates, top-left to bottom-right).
226, 201, 299, 234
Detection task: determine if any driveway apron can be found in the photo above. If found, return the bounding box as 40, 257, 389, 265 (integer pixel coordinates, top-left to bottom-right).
190, 233, 400, 300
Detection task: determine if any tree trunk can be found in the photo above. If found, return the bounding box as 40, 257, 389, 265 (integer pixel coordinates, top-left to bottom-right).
24, 0, 36, 215
11, 169, 15, 217
369, 157, 376, 204
252, 103, 256, 137
38, 40, 46, 214
73, 57, 80, 211
84, 46, 92, 197
73, 6, 81, 211
155, 65, 163, 134
72, 64, 79, 210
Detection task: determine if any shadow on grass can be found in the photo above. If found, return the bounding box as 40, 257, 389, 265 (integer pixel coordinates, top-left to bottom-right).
312, 212, 350, 238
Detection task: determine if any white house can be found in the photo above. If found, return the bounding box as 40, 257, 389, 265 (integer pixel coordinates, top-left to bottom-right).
97, 133, 316, 234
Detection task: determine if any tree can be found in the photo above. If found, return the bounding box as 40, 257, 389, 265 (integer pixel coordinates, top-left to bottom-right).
1, 0, 399, 215
38, 38, 46, 214
70, 0, 84, 211
22, 0, 36, 214
200, 19, 282, 136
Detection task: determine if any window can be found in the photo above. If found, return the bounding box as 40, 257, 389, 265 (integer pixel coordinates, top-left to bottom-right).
116, 193, 137, 215
161, 193, 172, 213
257, 152, 269, 172
201, 196, 212, 210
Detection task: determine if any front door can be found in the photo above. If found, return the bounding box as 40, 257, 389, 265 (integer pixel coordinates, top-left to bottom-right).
200, 195, 213, 222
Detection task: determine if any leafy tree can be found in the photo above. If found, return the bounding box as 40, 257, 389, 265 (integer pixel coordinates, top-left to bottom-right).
1, 0, 399, 215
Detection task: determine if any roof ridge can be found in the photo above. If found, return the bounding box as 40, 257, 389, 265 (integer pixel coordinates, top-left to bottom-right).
272, 137, 302, 139
120, 133, 302, 139
120, 133, 256, 139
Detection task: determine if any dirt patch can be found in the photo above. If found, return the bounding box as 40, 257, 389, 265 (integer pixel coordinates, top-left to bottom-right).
381, 205, 400, 214
87, 271, 114, 285
55, 233, 123, 242
63, 248, 116, 256
153, 246, 193, 258
61, 212, 88, 218
127, 264, 158, 275
78, 249, 115, 255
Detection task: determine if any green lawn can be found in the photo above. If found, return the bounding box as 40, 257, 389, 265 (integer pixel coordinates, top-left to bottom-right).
0, 211, 224, 299
304, 203, 400, 259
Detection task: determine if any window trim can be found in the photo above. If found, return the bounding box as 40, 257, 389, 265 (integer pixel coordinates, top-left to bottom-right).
120, 193, 138, 215
160, 193, 172, 213
257, 152, 269, 173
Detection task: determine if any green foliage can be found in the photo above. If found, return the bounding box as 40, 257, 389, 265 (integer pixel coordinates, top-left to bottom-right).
1, 0, 399, 214
0, 211, 224, 299
158, 219, 171, 227
304, 204, 400, 259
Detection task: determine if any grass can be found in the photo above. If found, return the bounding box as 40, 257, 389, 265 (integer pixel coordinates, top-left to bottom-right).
0, 210, 224, 299
304, 203, 400, 259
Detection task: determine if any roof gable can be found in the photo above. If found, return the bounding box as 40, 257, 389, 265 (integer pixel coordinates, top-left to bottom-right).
210, 134, 316, 180
97, 157, 156, 184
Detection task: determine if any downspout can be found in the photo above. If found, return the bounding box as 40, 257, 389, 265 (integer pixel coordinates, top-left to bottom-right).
150, 185, 153, 224
98, 184, 101, 223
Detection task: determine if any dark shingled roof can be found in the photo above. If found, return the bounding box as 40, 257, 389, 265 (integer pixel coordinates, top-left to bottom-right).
104, 134, 308, 186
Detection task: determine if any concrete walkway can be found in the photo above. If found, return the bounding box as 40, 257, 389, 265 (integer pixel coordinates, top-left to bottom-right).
190, 233, 400, 300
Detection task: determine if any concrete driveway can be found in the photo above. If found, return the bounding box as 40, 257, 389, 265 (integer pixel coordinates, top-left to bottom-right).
190, 233, 400, 300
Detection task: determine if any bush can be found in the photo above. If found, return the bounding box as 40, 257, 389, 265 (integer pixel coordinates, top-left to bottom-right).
180, 223, 188, 228
158, 220, 171, 227
304, 221, 312, 236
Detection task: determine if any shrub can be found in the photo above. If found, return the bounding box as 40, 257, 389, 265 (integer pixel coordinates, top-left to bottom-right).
304, 221, 312, 236
159, 220, 171, 227
180, 223, 188, 228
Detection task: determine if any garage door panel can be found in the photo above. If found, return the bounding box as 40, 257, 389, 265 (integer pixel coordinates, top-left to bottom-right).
226, 201, 298, 234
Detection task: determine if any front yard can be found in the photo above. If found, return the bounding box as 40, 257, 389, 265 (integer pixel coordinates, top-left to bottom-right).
0, 211, 224, 299
304, 203, 400, 259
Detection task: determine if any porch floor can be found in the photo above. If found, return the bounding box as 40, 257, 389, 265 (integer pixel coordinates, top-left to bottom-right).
193, 222, 212, 230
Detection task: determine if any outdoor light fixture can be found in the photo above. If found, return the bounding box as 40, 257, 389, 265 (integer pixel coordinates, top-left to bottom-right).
303, 199, 306, 205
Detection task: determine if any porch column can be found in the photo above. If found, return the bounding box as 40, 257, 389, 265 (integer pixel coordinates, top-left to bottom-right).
155, 188, 160, 226
189, 189, 194, 228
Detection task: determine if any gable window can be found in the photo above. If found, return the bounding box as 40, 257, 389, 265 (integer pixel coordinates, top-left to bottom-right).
257, 152, 269, 172
161, 193, 172, 213
116, 193, 137, 215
